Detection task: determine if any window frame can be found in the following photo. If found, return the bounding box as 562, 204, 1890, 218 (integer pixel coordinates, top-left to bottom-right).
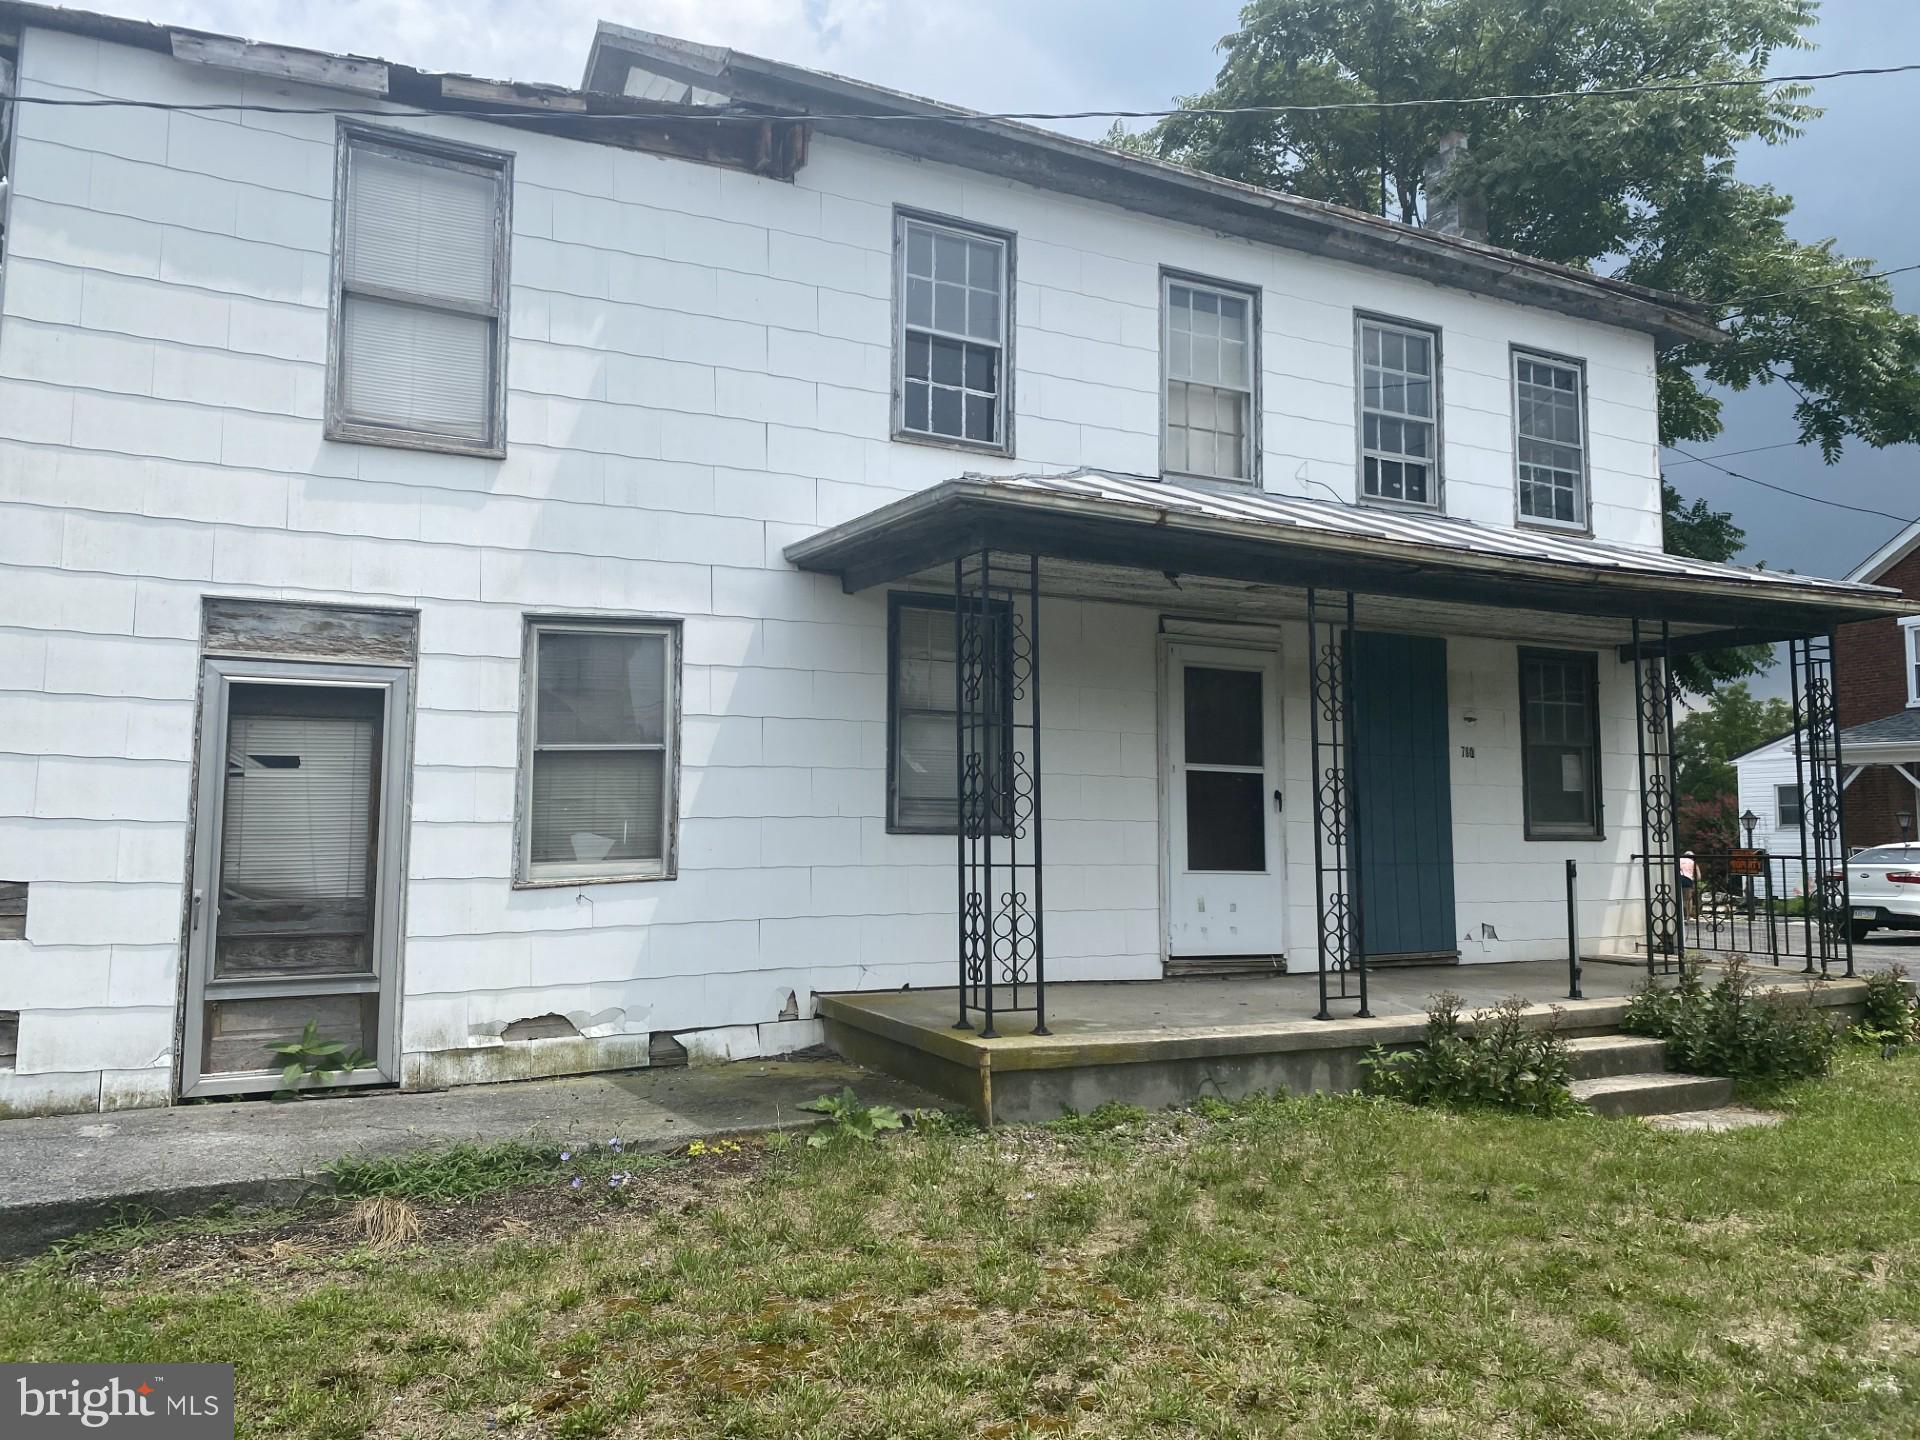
515, 616, 681, 887
891, 207, 1015, 456
1160, 268, 1261, 485
1517, 647, 1604, 842
327, 120, 514, 458
1901, 616, 1920, 707
886, 591, 1014, 836
1510, 346, 1592, 534
1354, 312, 1444, 512
1776, 783, 1804, 830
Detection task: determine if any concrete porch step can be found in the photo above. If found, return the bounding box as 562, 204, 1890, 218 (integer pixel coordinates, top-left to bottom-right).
1571, 1071, 1735, 1118
1563, 1034, 1669, 1080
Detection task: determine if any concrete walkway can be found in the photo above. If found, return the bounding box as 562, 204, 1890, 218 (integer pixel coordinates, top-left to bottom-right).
0, 1058, 939, 1258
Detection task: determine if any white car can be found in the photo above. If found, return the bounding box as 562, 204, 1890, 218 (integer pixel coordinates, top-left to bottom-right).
1841, 843, 1920, 938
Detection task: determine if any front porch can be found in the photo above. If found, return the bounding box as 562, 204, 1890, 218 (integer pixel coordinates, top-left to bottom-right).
787, 469, 1904, 1116
821, 961, 1875, 1124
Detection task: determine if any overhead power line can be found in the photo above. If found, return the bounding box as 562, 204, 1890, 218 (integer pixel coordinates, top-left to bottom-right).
1666, 445, 1918, 525
4, 59, 1918, 125
1716, 261, 1920, 314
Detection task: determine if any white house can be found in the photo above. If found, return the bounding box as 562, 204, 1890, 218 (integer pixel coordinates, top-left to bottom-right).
1732, 733, 1807, 859
0, 4, 1899, 1115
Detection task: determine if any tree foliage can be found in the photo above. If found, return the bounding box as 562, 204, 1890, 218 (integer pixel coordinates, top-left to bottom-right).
1126, 0, 1920, 462
1660, 480, 1773, 694
1672, 679, 1793, 812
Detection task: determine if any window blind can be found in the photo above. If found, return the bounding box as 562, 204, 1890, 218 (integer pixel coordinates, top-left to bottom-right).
221, 714, 374, 900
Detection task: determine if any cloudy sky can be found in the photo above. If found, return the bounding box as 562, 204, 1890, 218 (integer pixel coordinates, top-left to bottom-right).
106, 0, 1920, 584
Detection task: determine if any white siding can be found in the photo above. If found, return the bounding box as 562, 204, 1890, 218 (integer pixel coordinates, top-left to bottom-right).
0, 25, 1666, 1109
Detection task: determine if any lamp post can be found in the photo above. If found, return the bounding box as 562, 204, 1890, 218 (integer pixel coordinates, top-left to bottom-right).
1741, 809, 1760, 908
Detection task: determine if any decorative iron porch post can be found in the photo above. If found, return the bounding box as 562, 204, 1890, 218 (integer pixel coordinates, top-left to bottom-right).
1790, 635, 1851, 977
953, 549, 1048, 1036
1307, 587, 1370, 1020
1630, 619, 1682, 975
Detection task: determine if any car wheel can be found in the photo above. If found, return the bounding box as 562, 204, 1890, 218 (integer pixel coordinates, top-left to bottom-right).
1851, 920, 1876, 942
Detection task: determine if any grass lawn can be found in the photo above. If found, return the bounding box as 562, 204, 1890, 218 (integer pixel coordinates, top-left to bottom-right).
7, 1051, 1920, 1439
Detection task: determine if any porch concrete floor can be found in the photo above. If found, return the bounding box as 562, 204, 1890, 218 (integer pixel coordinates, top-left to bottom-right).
833, 955, 1843, 1041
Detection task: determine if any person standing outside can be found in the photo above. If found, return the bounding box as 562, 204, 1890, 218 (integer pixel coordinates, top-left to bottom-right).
1679, 851, 1699, 920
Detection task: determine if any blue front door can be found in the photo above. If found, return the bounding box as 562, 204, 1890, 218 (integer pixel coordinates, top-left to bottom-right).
1351, 632, 1458, 960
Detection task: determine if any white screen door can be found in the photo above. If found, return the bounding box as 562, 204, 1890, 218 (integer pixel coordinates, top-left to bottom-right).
1164, 642, 1286, 959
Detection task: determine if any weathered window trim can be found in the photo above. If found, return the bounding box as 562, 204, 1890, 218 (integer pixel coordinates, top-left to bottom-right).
326, 119, 513, 458
1901, 615, 1920, 708
515, 615, 681, 887
1159, 267, 1261, 485
891, 207, 1015, 457
1518, 647, 1604, 842
886, 591, 1013, 836
1510, 345, 1593, 536
1354, 311, 1443, 513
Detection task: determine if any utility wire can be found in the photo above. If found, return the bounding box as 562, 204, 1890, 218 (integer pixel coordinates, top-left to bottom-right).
1666, 445, 1918, 524
4, 59, 1917, 123
1716, 261, 1920, 314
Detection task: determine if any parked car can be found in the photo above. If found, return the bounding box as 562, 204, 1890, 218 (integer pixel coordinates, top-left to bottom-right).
1836, 843, 1920, 938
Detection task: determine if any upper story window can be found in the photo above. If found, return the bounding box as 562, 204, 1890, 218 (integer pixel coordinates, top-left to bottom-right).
518, 619, 678, 884
894, 212, 1011, 453
1163, 275, 1257, 482
329, 124, 512, 457
1902, 617, 1920, 707
1514, 352, 1589, 529
1776, 784, 1804, 829
1358, 316, 1439, 508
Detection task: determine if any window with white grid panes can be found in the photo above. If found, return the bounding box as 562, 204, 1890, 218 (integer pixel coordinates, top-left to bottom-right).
1164, 277, 1256, 481
1514, 353, 1588, 527
896, 215, 1009, 449
1359, 318, 1438, 506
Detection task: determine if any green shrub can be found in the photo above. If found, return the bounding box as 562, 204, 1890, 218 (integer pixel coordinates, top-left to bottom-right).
1855, 966, 1919, 1049
1363, 993, 1582, 1117
1621, 956, 1839, 1081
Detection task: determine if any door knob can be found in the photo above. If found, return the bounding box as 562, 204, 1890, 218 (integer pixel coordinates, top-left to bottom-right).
1273, 788, 1283, 813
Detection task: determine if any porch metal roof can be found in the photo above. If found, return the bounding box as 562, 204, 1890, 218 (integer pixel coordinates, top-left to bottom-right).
784, 469, 1907, 642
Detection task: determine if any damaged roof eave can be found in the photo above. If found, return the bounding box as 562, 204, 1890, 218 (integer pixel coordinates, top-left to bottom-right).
586, 23, 1725, 349
782, 476, 1908, 639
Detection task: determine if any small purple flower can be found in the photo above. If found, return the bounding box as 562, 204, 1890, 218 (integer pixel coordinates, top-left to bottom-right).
608, 1137, 623, 1151
559, 1151, 572, 1162
569, 1176, 583, 1189
608, 1172, 629, 1188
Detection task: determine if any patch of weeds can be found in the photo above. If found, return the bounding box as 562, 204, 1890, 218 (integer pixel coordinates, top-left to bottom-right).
797, 1088, 905, 1146
1854, 965, 1919, 1049
1362, 993, 1582, 1116
1623, 955, 1840, 1081
327, 1143, 555, 1201
1047, 1100, 1150, 1137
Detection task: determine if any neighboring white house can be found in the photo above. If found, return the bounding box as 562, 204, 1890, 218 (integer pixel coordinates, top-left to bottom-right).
1732, 732, 1806, 858
0, 5, 1900, 1115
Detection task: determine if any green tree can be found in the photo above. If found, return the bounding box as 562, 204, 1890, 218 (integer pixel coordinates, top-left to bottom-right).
1660, 480, 1774, 695
1122, 1, 1919, 692
1672, 680, 1793, 815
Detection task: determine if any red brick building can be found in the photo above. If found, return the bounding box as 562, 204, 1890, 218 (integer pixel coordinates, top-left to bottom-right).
1835, 524, 1920, 849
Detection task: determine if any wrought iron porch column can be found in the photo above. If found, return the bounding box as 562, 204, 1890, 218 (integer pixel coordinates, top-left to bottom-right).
1631, 619, 1681, 975
1307, 588, 1369, 1020
1791, 636, 1850, 978
953, 549, 1047, 1036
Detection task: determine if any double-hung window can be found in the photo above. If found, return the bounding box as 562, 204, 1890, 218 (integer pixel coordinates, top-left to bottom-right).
1776, 784, 1804, 829
1163, 275, 1257, 481
1358, 317, 1438, 506
1519, 649, 1602, 840
519, 620, 678, 883
895, 212, 1010, 451
330, 124, 511, 455
888, 595, 1010, 833
1902, 617, 1920, 706
1514, 352, 1588, 527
